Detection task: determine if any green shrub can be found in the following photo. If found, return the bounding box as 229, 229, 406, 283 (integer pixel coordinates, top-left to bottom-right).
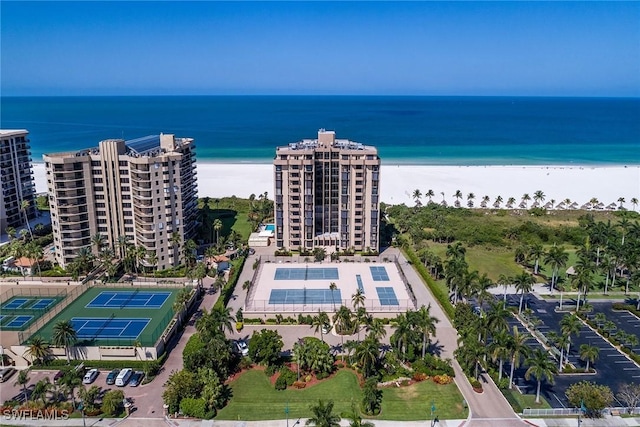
265, 364, 278, 377
274, 375, 288, 390
279, 367, 297, 386
38, 356, 165, 371
235, 321, 244, 332
404, 247, 454, 320
101, 389, 125, 416
180, 397, 208, 418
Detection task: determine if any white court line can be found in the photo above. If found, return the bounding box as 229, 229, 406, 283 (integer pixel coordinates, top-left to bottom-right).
118, 321, 133, 337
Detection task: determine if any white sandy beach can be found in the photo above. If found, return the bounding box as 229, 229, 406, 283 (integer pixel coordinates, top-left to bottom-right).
32, 163, 640, 209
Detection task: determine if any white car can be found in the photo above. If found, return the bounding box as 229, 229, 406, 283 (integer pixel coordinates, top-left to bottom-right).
82, 368, 99, 384
234, 340, 249, 357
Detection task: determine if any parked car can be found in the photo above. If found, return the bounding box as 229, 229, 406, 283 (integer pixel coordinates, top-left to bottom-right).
115, 368, 133, 387
82, 368, 99, 384
128, 371, 145, 387
248, 248, 255, 255
0, 367, 16, 383
53, 370, 65, 384
106, 369, 120, 385
234, 340, 249, 357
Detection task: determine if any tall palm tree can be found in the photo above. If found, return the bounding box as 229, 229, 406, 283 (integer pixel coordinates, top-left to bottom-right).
579, 344, 599, 372
365, 318, 387, 342
507, 197, 516, 208
351, 289, 365, 311
489, 329, 512, 382
631, 197, 639, 211
481, 195, 490, 208
20, 200, 33, 240
544, 245, 568, 292
467, 193, 475, 208
329, 282, 338, 311
560, 314, 582, 365
211, 305, 236, 335
91, 233, 105, 255
25, 336, 50, 365
306, 399, 341, 427
170, 231, 181, 266
213, 219, 223, 245
454, 190, 463, 207
333, 306, 353, 361
514, 271, 535, 314
391, 312, 413, 361
412, 189, 422, 207
533, 190, 546, 205
618, 197, 626, 210
521, 193, 531, 208
425, 189, 435, 204
528, 244, 545, 275
525, 348, 558, 404
52, 320, 77, 363
415, 304, 439, 358
14, 369, 30, 402
354, 335, 380, 378
312, 311, 330, 342
493, 195, 503, 208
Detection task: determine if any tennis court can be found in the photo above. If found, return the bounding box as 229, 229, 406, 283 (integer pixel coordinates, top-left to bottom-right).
29, 286, 181, 346
268, 289, 342, 305
86, 291, 171, 309
71, 317, 151, 340
2, 315, 34, 329
2, 297, 57, 311
274, 267, 339, 281
376, 287, 400, 306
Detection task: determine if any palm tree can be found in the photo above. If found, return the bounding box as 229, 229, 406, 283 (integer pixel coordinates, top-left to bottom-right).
52, 320, 77, 363
412, 189, 422, 207
454, 190, 463, 207
528, 244, 545, 275
306, 399, 341, 427
91, 233, 105, 254
25, 336, 50, 365
14, 369, 30, 402
415, 304, 439, 358
346, 402, 375, 427
493, 195, 503, 208
533, 190, 546, 205
618, 197, 626, 210
525, 348, 558, 404
170, 231, 181, 266
560, 314, 582, 365
579, 344, 599, 372
514, 271, 535, 314
213, 218, 223, 245
507, 197, 516, 209
20, 200, 33, 240
467, 193, 475, 208
32, 377, 52, 406
351, 289, 365, 311
481, 195, 490, 208
354, 335, 381, 378
489, 329, 512, 382
211, 305, 236, 335
521, 193, 531, 208
425, 189, 434, 204
544, 245, 569, 292
329, 282, 338, 311
312, 311, 330, 342
333, 306, 353, 361
631, 197, 639, 211
365, 318, 387, 342
391, 312, 413, 361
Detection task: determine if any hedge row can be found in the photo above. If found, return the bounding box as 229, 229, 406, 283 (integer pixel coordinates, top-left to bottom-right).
216, 255, 247, 309
403, 247, 455, 320
33, 354, 165, 371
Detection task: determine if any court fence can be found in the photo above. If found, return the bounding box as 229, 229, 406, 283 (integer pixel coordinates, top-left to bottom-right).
18, 281, 92, 345
521, 407, 640, 417
94, 280, 193, 289
245, 298, 414, 313
0, 286, 68, 304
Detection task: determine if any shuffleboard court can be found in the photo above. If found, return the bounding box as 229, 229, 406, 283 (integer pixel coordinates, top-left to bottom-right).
2, 298, 29, 310
4, 315, 34, 328
269, 289, 342, 305
274, 267, 339, 281
71, 317, 151, 340
86, 291, 171, 309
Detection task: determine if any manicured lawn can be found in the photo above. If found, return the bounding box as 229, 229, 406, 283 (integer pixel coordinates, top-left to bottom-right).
502, 388, 551, 412
216, 369, 467, 421
381, 380, 467, 420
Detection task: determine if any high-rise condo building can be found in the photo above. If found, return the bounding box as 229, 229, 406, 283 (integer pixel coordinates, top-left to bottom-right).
274, 129, 380, 252
0, 130, 37, 234
44, 134, 198, 270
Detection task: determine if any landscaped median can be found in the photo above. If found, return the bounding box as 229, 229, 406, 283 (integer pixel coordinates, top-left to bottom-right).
216, 368, 467, 421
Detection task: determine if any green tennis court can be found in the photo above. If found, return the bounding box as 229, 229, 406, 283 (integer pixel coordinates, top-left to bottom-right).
29, 286, 181, 346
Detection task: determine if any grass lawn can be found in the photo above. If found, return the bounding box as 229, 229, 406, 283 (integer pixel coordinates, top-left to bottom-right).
216, 369, 466, 421
502, 388, 551, 412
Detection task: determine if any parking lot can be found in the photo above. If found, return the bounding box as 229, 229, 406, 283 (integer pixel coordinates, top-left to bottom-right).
588, 302, 640, 354
504, 296, 640, 408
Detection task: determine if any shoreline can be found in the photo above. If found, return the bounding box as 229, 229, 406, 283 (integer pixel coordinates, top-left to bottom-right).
32, 163, 640, 208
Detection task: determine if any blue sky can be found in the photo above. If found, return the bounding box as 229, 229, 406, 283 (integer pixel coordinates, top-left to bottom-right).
2, 1, 639, 96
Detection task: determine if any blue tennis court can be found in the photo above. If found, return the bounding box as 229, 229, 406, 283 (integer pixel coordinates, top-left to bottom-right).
31, 298, 55, 310
356, 275, 365, 294
4, 315, 34, 328
269, 289, 342, 305
370, 266, 390, 281
376, 287, 399, 305
86, 291, 171, 309
2, 298, 29, 310
274, 267, 339, 281
71, 317, 151, 339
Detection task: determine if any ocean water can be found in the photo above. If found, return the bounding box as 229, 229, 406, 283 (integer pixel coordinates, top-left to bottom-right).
1, 96, 639, 165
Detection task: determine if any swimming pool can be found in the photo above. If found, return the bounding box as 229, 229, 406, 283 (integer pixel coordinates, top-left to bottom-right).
264, 224, 275, 232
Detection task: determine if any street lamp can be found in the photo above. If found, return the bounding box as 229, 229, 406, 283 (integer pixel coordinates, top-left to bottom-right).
430, 401, 438, 426
285, 401, 289, 427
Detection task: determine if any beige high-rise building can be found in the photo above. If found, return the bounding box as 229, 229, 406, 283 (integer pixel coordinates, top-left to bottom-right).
44, 134, 197, 270
1, 130, 37, 235
274, 129, 380, 252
